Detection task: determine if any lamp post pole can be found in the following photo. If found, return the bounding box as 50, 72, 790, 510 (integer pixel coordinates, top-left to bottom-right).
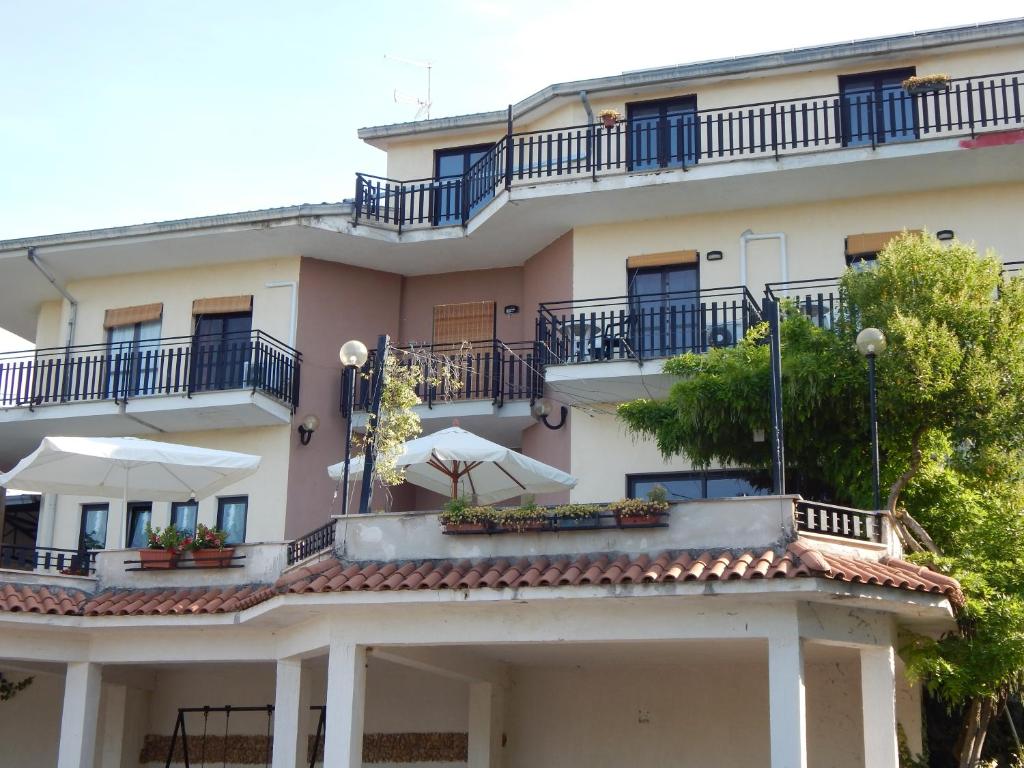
339, 340, 369, 517
856, 328, 887, 511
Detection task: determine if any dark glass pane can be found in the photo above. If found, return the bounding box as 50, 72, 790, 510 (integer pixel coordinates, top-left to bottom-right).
218, 498, 248, 545
194, 312, 252, 392
171, 502, 199, 538
126, 504, 152, 549
79, 505, 108, 550
631, 476, 702, 502
706, 475, 770, 498
841, 71, 916, 147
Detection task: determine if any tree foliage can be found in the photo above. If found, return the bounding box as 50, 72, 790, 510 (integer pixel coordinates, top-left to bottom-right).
618, 234, 1024, 765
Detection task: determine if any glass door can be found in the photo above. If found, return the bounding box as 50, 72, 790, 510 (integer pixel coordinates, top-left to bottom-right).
434, 144, 495, 225
193, 312, 252, 392
629, 264, 699, 358
628, 97, 698, 170
840, 69, 916, 147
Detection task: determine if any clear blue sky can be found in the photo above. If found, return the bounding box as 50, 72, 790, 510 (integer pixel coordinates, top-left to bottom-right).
1, 1, 1020, 244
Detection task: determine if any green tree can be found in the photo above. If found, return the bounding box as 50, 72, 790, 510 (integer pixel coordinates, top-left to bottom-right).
618, 234, 1024, 766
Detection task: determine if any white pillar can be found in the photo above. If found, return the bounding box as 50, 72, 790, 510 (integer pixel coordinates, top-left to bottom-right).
323, 642, 366, 768
861, 645, 898, 768
468, 681, 504, 768
272, 659, 310, 768
100, 683, 128, 768
58, 662, 103, 768
768, 633, 807, 768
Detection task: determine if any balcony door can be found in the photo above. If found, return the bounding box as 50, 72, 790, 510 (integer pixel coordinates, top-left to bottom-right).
629, 263, 699, 358
434, 144, 495, 226
107, 319, 161, 398
627, 97, 698, 171
840, 69, 917, 147
192, 311, 252, 392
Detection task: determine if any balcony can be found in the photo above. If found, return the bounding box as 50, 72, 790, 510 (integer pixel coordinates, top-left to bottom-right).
354, 70, 1024, 233
0, 331, 300, 466
344, 341, 542, 443
538, 287, 762, 402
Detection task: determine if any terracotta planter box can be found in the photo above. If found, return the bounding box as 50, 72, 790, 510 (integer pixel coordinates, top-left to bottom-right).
140, 549, 180, 570
191, 548, 236, 568
443, 521, 490, 534
615, 512, 661, 528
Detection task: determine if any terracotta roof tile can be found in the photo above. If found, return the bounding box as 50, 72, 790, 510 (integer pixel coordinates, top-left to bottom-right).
0, 583, 88, 615
0, 543, 964, 618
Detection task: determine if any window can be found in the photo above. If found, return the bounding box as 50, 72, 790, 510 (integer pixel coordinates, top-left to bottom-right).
107, 319, 162, 397
217, 496, 248, 545
79, 503, 109, 550
840, 69, 916, 147
434, 143, 496, 225
628, 470, 770, 502
171, 501, 199, 538
193, 310, 253, 392
125, 502, 153, 549
627, 96, 698, 170
628, 261, 699, 357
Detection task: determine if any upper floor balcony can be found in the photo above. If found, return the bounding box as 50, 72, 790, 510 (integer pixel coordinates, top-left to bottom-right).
353, 69, 1024, 236
0, 330, 300, 466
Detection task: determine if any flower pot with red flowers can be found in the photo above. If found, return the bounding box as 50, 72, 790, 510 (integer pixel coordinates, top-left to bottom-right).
188, 523, 235, 568
439, 497, 494, 534
610, 485, 670, 528
140, 524, 183, 569
598, 109, 621, 129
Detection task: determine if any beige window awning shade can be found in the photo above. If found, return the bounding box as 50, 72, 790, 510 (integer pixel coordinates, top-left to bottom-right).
103, 303, 163, 329
192, 295, 253, 315
845, 231, 923, 258
626, 250, 699, 270
432, 301, 496, 347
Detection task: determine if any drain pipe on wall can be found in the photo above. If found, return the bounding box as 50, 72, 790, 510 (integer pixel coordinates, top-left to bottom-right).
739, 230, 788, 294
27, 247, 78, 347
579, 90, 595, 124
266, 280, 298, 348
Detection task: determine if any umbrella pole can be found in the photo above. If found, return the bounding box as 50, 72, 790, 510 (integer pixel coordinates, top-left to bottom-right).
121, 470, 129, 550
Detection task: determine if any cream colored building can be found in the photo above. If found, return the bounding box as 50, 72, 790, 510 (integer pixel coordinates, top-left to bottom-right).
0, 18, 1021, 768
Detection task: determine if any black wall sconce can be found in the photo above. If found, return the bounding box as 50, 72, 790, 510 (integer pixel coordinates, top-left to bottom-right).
504, 305, 520, 315
706, 250, 724, 261
297, 414, 320, 445
531, 399, 568, 430
936, 229, 955, 241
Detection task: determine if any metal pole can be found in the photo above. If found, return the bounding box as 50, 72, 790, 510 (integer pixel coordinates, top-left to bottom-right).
341, 366, 356, 516
766, 298, 785, 495
868, 352, 881, 510
357, 335, 389, 514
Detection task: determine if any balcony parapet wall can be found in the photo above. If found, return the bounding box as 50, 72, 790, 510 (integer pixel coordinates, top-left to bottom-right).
92, 542, 288, 590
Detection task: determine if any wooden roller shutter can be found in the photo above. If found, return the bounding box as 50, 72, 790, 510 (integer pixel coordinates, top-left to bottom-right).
192, 295, 253, 315
845, 230, 923, 259
432, 301, 496, 348
626, 250, 699, 270
103, 303, 163, 329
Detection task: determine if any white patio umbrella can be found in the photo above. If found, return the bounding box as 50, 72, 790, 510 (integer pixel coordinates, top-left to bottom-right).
0, 436, 261, 548
327, 426, 576, 505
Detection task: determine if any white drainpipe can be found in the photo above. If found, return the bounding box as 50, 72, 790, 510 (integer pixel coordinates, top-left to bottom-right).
265, 280, 298, 348
27, 247, 78, 346
739, 230, 788, 295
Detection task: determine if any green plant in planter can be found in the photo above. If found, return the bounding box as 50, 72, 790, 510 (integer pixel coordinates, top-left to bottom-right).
497, 505, 548, 532
189, 523, 229, 551
145, 523, 185, 552
902, 73, 951, 93
439, 497, 496, 527
647, 484, 669, 504
609, 497, 670, 520
551, 502, 604, 529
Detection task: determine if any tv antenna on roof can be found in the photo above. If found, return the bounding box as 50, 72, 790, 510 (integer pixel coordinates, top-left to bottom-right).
385, 54, 432, 120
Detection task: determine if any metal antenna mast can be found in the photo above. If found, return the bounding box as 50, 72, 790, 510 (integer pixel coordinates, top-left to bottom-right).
385, 54, 432, 119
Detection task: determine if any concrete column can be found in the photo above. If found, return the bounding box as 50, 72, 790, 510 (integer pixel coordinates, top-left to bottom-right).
468, 681, 504, 768
272, 659, 311, 768
99, 683, 128, 768
768, 633, 807, 768
58, 662, 102, 768
323, 642, 366, 768
861, 645, 899, 768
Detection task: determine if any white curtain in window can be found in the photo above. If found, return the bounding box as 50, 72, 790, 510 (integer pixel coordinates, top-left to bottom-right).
218, 499, 247, 544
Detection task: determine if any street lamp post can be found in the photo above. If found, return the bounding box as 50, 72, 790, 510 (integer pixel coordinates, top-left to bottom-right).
856, 327, 887, 510
339, 339, 369, 516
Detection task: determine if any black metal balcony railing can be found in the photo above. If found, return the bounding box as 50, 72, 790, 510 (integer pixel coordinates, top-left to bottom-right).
0, 543, 97, 575
0, 330, 301, 411
765, 277, 845, 329
286, 520, 336, 566
536, 287, 763, 365
345, 340, 542, 413
795, 499, 884, 543
354, 70, 1024, 231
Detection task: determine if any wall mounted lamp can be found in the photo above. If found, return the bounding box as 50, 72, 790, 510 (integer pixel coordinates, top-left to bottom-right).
531, 399, 568, 430
297, 414, 320, 445
706, 250, 724, 261
504, 304, 520, 315
936, 229, 955, 241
